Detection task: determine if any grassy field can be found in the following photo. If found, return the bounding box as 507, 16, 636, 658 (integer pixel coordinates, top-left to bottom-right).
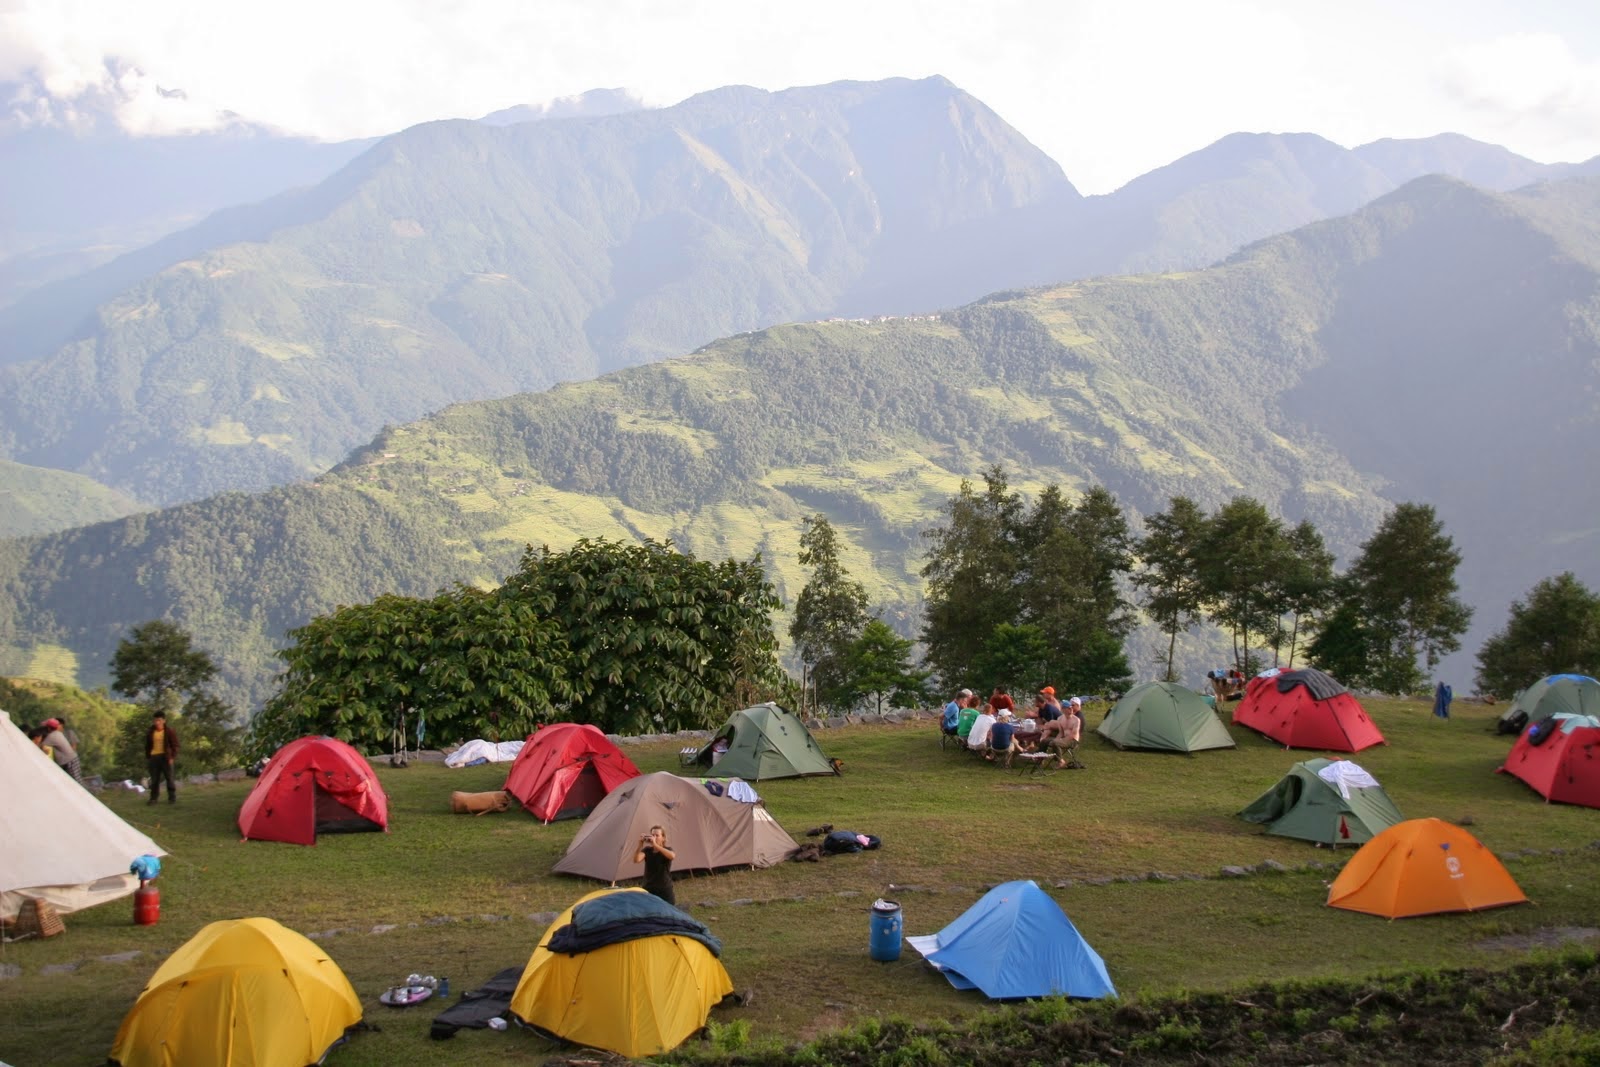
5, 697, 1600, 1066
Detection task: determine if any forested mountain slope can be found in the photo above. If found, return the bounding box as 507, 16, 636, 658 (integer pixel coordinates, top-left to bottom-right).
0, 76, 1078, 506
5, 174, 1597, 707
4, 73, 1593, 519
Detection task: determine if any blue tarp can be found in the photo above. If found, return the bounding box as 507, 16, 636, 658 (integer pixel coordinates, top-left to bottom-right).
1433, 682, 1453, 720
907, 880, 1115, 1000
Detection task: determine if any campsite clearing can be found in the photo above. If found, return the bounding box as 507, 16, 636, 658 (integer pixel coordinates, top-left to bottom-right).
5, 697, 1600, 1065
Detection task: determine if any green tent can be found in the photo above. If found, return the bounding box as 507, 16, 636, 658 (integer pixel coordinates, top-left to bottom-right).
1237, 758, 1403, 846
1097, 682, 1236, 753
1506, 675, 1600, 723
692, 703, 836, 781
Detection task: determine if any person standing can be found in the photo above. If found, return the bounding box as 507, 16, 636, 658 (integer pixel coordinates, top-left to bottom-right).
633, 825, 678, 905
145, 709, 180, 804
40, 719, 81, 783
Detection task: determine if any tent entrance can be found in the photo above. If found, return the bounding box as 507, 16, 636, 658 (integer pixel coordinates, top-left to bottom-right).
313, 787, 381, 834
552, 765, 609, 821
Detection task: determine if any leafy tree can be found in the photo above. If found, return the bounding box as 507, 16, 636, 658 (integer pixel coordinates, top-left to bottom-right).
110, 621, 219, 714
1344, 503, 1472, 694
920, 466, 1026, 685
110, 620, 241, 773
789, 515, 871, 711
1305, 599, 1378, 686
1132, 496, 1208, 680
1269, 520, 1337, 668
1194, 497, 1290, 671
972, 623, 1052, 696
1476, 573, 1600, 698
839, 620, 932, 714
923, 469, 1135, 695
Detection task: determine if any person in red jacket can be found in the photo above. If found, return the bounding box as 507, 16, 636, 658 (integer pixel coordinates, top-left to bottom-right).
145, 710, 180, 804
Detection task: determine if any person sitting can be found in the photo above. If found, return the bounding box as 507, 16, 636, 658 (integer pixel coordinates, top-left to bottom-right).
942, 688, 972, 740
966, 702, 998, 752
1039, 706, 1082, 768
1038, 686, 1064, 722
987, 709, 1021, 766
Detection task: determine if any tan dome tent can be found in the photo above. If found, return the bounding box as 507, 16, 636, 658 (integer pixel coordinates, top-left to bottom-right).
553, 772, 796, 883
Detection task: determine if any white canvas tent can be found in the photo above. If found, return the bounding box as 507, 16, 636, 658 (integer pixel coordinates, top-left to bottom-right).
1, 710, 166, 919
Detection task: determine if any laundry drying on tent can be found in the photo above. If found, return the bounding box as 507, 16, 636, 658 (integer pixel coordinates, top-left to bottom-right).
690, 702, 836, 780
1325, 817, 1528, 919
1232, 668, 1385, 752
908, 880, 1115, 1000
690, 776, 761, 803
237, 735, 389, 845
108, 917, 363, 1067
444, 738, 525, 767
502, 722, 640, 823
510, 887, 733, 1058
1097, 681, 1236, 753
1238, 758, 1403, 846
553, 771, 796, 883
1498, 711, 1600, 808
0, 710, 167, 919
1497, 675, 1600, 736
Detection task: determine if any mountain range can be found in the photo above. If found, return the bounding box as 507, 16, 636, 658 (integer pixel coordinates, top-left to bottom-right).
2, 171, 1598, 707
5, 76, 1598, 518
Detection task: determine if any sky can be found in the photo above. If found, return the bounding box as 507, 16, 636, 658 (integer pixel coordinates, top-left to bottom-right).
3, 0, 1600, 194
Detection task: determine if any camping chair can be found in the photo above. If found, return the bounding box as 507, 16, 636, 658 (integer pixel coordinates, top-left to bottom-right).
678, 745, 700, 766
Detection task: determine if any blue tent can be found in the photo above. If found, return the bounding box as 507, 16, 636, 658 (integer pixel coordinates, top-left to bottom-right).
906, 880, 1115, 1000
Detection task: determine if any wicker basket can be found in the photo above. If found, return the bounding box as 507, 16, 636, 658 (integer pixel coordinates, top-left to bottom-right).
15, 898, 65, 938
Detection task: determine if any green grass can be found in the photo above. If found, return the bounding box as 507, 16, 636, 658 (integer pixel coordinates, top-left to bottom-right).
5, 699, 1600, 1066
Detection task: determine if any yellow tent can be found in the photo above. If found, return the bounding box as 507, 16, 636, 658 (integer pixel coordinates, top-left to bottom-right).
511, 887, 733, 1057
1326, 817, 1529, 919
109, 917, 362, 1067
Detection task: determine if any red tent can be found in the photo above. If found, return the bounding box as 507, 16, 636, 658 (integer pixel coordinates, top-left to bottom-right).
503, 723, 641, 823
1498, 713, 1600, 808
1232, 669, 1385, 752
237, 736, 389, 845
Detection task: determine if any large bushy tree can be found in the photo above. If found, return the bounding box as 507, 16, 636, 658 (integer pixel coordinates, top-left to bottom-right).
1193, 496, 1290, 673
256, 538, 786, 752
789, 515, 871, 711
920, 466, 1026, 685
1476, 573, 1600, 698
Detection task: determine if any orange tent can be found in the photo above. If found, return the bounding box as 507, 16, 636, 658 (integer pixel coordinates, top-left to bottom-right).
1325, 818, 1528, 919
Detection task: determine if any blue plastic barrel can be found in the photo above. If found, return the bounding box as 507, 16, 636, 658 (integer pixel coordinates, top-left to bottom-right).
870, 899, 902, 961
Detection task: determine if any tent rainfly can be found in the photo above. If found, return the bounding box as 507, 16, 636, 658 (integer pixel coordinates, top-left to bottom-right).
1097, 681, 1236, 753
503, 722, 641, 823
908, 880, 1116, 1000
1238, 758, 1403, 846
108, 917, 362, 1067
692, 703, 836, 781
553, 772, 796, 883
237, 736, 389, 845
1498, 711, 1600, 808
0, 710, 166, 919
510, 887, 732, 1057
1232, 669, 1385, 752
1499, 675, 1600, 734
1325, 818, 1528, 919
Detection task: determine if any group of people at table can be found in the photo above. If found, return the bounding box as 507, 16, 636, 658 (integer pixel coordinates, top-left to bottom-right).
940, 686, 1083, 768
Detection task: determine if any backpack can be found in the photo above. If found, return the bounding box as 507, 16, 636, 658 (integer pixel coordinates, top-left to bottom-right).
1495, 709, 1529, 736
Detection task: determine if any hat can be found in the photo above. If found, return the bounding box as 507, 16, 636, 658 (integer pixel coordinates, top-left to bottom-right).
1069, 696, 1082, 707
43, 718, 61, 731
997, 708, 1013, 719
1039, 686, 1055, 697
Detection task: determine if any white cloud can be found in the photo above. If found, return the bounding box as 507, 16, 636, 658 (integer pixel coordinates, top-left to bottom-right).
3, 0, 1600, 190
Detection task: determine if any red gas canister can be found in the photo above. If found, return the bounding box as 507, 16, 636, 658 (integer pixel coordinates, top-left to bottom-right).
133, 883, 160, 926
